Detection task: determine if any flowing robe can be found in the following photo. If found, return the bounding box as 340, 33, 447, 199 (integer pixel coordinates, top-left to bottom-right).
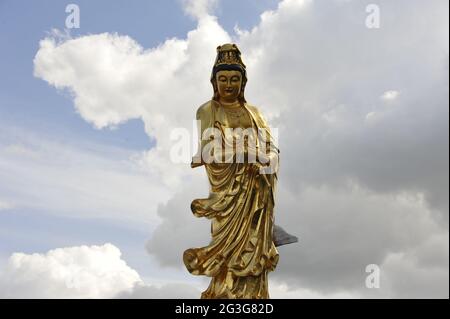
183, 100, 279, 299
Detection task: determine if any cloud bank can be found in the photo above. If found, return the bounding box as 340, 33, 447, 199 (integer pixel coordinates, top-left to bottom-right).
33, 0, 449, 298
0, 126, 170, 225
0, 244, 141, 298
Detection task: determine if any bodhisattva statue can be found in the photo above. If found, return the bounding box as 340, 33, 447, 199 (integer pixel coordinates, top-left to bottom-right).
183, 43, 297, 299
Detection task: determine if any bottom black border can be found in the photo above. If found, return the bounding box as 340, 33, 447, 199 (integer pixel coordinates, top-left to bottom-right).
1, 299, 448, 318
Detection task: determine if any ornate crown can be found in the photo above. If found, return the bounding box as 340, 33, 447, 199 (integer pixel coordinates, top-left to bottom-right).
213, 44, 246, 69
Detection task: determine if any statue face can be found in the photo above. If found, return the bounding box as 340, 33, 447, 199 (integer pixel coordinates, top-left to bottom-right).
216, 70, 242, 103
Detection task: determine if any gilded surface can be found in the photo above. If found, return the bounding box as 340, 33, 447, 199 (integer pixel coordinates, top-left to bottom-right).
183, 44, 281, 299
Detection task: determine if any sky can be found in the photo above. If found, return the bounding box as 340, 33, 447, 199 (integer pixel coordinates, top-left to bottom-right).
0, 0, 448, 298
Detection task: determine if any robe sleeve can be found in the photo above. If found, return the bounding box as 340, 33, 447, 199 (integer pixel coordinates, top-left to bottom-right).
191, 102, 213, 168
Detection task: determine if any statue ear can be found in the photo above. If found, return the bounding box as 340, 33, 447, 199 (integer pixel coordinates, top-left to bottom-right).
239, 79, 246, 101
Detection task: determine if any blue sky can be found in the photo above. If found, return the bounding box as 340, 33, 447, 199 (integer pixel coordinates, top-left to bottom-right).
0, 0, 184, 277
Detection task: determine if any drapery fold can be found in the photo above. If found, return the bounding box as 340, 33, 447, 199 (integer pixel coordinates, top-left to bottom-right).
184, 100, 279, 299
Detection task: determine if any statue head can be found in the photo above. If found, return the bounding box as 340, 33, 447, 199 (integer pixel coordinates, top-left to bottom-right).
211, 43, 247, 103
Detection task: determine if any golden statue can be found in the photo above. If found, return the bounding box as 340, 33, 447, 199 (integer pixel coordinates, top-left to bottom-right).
183, 44, 297, 299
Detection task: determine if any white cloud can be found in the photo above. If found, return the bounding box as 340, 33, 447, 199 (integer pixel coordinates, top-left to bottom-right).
0, 244, 141, 298
379, 233, 449, 298
181, 0, 218, 20
32, 0, 449, 298
0, 243, 203, 299
270, 281, 360, 299
271, 183, 448, 297
0, 126, 170, 225
365, 111, 377, 121
117, 282, 201, 299
4, 144, 40, 159
381, 90, 400, 101
0, 199, 13, 211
